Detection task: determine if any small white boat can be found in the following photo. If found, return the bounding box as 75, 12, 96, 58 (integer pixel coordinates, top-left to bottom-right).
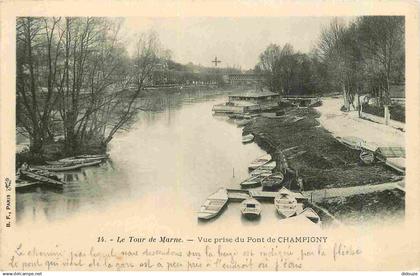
35, 160, 102, 172
360, 150, 375, 165
297, 208, 321, 225
240, 198, 262, 220
259, 160, 276, 171
248, 154, 271, 170
240, 175, 263, 189
198, 188, 229, 220
249, 168, 272, 177
274, 187, 298, 218
261, 172, 284, 191
48, 154, 109, 165
242, 134, 254, 144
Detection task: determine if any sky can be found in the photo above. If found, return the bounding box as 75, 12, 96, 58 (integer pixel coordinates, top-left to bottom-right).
121, 17, 351, 70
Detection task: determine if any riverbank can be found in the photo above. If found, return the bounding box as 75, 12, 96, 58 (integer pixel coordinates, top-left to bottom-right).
243, 99, 405, 224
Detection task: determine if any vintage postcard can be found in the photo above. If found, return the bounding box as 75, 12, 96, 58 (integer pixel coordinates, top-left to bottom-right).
0, 0, 419, 273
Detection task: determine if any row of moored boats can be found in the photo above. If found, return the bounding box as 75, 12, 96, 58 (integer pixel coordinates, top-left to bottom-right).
16, 154, 109, 191
198, 153, 321, 225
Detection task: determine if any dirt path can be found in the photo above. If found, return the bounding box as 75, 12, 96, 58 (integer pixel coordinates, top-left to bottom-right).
302, 180, 405, 203
316, 97, 405, 148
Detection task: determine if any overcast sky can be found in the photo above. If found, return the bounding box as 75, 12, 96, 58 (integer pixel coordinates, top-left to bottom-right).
122, 17, 352, 70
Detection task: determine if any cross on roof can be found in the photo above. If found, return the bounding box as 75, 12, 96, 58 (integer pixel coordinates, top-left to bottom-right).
212, 56, 221, 67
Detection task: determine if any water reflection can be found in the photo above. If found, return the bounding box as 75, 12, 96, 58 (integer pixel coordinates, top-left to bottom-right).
16, 89, 269, 227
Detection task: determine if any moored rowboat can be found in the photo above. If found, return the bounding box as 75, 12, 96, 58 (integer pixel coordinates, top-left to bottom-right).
242, 134, 254, 144
235, 118, 252, 127
198, 188, 229, 220
337, 136, 365, 150
259, 160, 276, 171
274, 187, 298, 218
19, 170, 64, 187
261, 172, 284, 191
249, 168, 272, 177
35, 160, 102, 172
240, 198, 262, 220
47, 154, 108, 165
297, 208, 321, 225
240, 175, 263, 189
248, 154, 271, 171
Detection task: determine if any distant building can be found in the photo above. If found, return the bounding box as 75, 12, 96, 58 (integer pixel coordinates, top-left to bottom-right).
228, 91, 279, 103
228, 74, 264, 86
212, 91, 279, 114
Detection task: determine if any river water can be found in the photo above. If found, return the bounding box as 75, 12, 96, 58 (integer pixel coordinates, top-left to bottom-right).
16, 89, 320, 231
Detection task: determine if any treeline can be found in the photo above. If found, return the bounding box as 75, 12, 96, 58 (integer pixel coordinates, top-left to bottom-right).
17, 17, 169, 157
152, 60, 241, 86
255, 16, 404, 108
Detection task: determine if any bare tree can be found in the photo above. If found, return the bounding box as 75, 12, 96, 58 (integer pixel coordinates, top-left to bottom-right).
318, 18, 364, 110
100, 31, 170, 146
357, 16, 405, 104
16, 17, 64, 153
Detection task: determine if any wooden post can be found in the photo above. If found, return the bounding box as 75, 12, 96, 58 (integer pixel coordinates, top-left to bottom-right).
384, 105, 390, 125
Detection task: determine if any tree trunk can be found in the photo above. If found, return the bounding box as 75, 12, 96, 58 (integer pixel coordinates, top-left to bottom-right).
342, 83, 349, 111
30, 133, 43, 154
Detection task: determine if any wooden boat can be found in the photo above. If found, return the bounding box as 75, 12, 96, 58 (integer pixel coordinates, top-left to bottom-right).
240, 198, 262, 219
274, 187, 298, 218
15, 180, 41, 191
229, 113, 257, 120
360, 150, 375, 165
248, 154, 271, 171
240, 175, 263, 189
261, 172, 284, 191
23, 167, 61, 180
259, 160, 276, 171
361, 141, 379, 152
297, 208, 321, 225
375, 147, 405, 162
47, 154, 108, 165
337, 136, 365, 150
242, 134, 254, 144
385, 157, 405, 173
68, 154, 108, 160
235, 118, 252, 127
249, 168, 272, 177
19, 170, 65, 187
198, 188, 229, 220
35, 160, 102, 172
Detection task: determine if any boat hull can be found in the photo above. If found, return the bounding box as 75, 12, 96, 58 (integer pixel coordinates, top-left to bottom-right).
242, 211, 261, 220
248, 154, 272, 171
36, 160, 102, 172
240, 198, 262, 220
198, 188, 229, 220
20, 170, 64, 186
242, 136, 254, 144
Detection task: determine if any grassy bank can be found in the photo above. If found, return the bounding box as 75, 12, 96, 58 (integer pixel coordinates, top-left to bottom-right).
317, 189, 405, 225
244, 107, 402, 191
